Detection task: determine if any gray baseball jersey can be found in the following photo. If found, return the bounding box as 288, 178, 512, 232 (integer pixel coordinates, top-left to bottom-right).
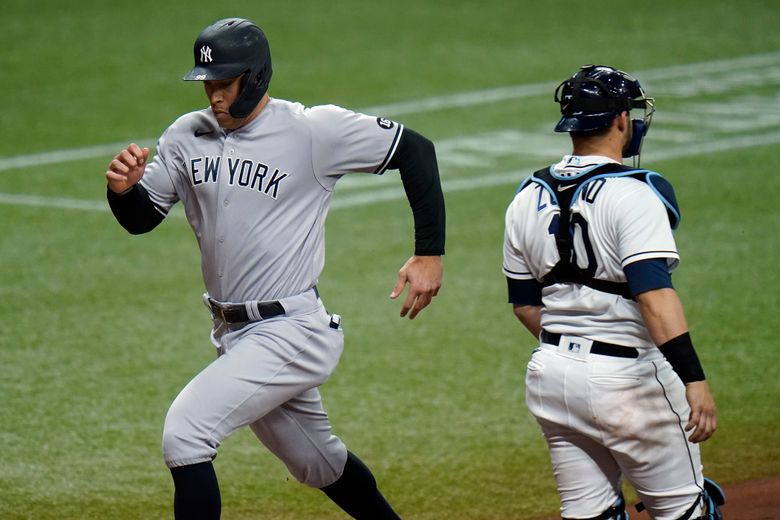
144, 98, 404, 484
140, 98, 403, 303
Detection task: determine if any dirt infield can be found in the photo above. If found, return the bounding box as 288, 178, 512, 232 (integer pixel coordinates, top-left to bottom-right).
537, 475, 778, 519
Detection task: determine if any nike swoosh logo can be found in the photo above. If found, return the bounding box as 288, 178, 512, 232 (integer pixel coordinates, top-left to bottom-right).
557, 184, 576, 192
194, 129, 214, 137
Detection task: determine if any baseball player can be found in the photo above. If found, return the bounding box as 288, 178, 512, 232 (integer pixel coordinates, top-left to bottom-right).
105, 18, 445, 519
502, 65, 725, 519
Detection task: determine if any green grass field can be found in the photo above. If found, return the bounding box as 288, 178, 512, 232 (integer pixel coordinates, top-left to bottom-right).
2, 1, 779, 518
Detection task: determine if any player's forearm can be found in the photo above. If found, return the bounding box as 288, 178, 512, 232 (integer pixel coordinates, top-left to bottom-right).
389, 128, 445, 255
638, 287, 707, 383
636, 287, 688, 345
106, 184, 165, 235
513, 304, 542, 338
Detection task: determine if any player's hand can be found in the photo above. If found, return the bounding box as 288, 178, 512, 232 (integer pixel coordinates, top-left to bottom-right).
389, 255, 443, 319
106, 143, 150, 194
684, 380, 717, 443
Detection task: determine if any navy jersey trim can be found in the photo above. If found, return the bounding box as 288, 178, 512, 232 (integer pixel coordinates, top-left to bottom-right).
503, 266, 534, 277
152, 202, 169, 217
374, 124, 404, 174
651, 362, 701, 483
622, 250, 678, 264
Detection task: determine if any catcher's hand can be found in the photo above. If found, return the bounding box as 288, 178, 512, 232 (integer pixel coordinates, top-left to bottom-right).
684, 380, 717, 443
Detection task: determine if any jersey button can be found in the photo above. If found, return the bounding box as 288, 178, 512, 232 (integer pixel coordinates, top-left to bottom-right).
223, 199, 229, 207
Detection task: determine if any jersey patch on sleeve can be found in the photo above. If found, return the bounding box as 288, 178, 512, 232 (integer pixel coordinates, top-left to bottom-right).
376, 117, 395, 130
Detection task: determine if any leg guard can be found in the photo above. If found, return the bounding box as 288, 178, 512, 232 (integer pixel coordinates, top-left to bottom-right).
636, 477, 726, 520
677, 477, 726, 520
320, 451, 401, 520
563, 494, 629, 520
696, 477, 725, 520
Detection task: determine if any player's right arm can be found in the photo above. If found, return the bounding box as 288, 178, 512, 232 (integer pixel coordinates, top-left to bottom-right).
105, 143, 166, 235
106, 143, 149, 194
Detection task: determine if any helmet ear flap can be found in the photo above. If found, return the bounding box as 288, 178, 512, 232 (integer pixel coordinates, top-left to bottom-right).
228, 62, 272, 119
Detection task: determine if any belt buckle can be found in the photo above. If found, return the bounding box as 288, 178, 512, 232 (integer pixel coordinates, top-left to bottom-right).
209, 299, 228, 322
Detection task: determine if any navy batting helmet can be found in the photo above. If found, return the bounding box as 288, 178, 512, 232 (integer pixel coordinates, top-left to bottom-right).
553, 65, 654, 158
184, 18, 272, 119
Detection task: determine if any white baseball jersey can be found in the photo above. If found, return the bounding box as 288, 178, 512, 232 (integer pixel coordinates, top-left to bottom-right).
139, 98, 403, 303
503, 154, 680, 349
505, 155, 707, 519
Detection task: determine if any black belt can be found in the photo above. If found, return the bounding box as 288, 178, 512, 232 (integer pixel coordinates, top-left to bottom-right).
209, 299, 285, 324
541, 330, 639, 359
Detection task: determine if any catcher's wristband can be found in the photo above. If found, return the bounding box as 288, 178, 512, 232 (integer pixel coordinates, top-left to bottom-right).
658, 332, 706, 384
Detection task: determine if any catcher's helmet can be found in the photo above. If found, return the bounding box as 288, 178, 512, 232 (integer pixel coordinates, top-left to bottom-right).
554, 65, 654, 158
184, 17, 272, 119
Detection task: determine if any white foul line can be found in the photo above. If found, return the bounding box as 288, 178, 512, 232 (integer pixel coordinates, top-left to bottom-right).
0, 192, 109, 212
0, 140, 157, 174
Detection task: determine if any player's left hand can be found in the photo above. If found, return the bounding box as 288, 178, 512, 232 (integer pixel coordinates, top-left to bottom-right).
684, 380, 717, 443
390, 255, 443, 319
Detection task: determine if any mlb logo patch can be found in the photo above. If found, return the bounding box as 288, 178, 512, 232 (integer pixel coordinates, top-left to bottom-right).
567, 342, 581, 353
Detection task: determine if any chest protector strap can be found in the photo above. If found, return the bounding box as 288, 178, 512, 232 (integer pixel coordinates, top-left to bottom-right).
520, 162, 680, 299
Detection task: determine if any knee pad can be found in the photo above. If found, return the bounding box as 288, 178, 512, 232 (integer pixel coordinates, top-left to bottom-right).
563, 494, 629, 520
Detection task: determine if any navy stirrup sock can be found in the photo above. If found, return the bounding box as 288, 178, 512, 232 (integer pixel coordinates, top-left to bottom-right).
320, 451, 401, 519
170, 461, 221, 519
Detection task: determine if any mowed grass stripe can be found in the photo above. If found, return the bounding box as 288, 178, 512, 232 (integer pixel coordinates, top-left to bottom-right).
2, 50, 779, 174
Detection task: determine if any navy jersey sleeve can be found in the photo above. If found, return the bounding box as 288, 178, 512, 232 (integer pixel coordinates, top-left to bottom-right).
624, 258, 673, 297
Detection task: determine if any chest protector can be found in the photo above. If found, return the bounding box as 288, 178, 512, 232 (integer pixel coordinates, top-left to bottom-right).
519, 162, 681, 299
